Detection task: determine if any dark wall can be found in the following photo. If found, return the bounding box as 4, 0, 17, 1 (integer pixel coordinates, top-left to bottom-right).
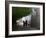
31, 8, 40, 29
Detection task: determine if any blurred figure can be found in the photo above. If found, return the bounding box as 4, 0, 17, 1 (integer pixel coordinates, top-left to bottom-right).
23, 20, 27, 27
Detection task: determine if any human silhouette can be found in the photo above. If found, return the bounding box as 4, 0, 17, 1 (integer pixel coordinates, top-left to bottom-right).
23, 20, 27, 27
